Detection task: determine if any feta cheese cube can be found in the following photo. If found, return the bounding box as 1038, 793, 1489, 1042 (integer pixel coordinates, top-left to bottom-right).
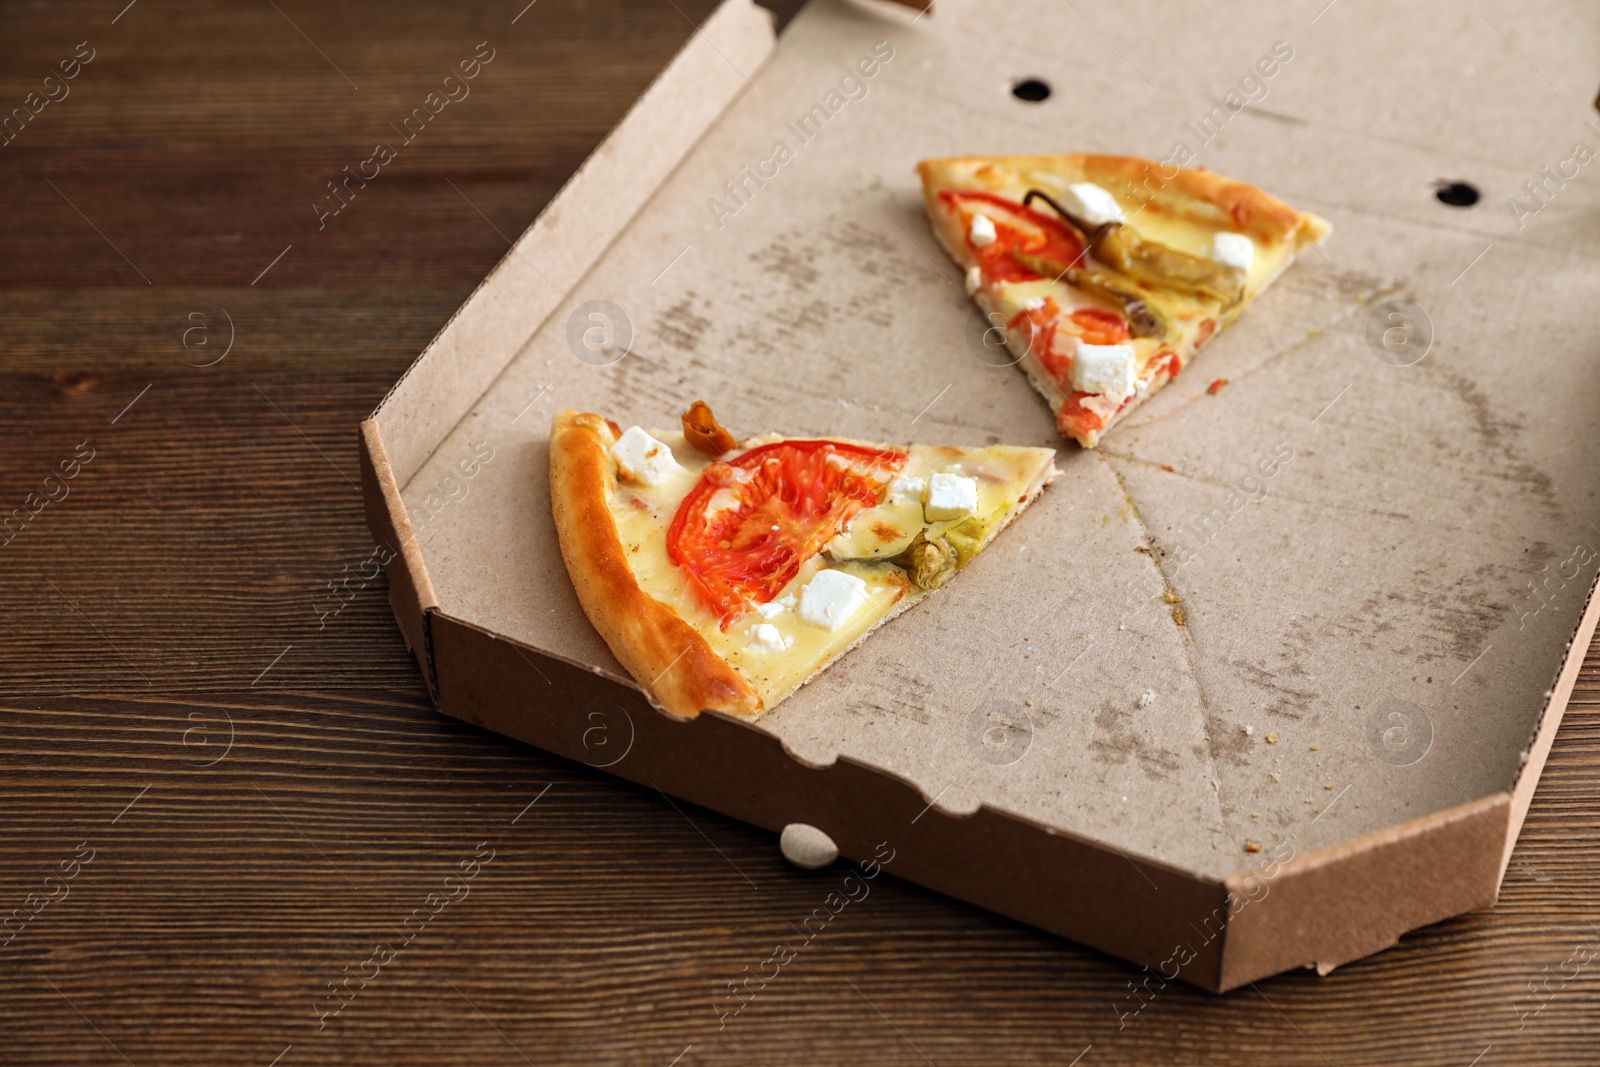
755, 600, 787, 619
888, 474, 926, 504
924, 471, 979, 521
1059, 182, 1125, 227
797, 569, 870, 632
965, 265, 984, 295
1210, 231, 1255, 272
749, 623, 786, 651
968, 212, 997, 248
1070, 343, 1137, 399
610, 426, 680, 486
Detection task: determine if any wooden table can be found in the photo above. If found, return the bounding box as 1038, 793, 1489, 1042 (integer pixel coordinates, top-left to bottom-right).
3, 2, 1597, 1063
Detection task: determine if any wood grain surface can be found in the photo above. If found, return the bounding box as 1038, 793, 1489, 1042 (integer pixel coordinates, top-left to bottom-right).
2, 2, 1598, 1064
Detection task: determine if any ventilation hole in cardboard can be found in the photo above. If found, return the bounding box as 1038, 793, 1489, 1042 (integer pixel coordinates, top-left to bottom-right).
1434, 181, 1480, 207
1011, 78, 1051, 103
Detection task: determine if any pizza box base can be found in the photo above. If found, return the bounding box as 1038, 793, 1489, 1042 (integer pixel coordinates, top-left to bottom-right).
358, 0, 1600, 990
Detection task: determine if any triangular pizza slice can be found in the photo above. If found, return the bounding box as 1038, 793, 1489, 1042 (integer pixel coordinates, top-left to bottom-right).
550, 404, 1057, 721
918, 154, 1331, 447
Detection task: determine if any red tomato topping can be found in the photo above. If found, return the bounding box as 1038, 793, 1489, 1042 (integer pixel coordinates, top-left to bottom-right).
940, 190, 1086, 284
1207, 378, 1229, 395
1195, 318, 1217, 348
1069, 307, 1132, 346
1008, 299, 1065, 382
1057, 393, 1105, 439
1007, 300, 1135, 393
1159, 351, 1182, 379
667, 440, 907, 628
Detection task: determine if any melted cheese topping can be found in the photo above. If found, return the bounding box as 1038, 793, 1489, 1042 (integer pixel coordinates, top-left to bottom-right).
605, 432, 1053, 710
947, 171, 1304, 444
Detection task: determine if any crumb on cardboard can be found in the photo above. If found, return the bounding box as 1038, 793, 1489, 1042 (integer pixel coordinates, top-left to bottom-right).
1244, 840, 1262, 853
1266, 733, 1278, 744
1310, 743, 1320, 751
1207, 378, 1229, 395
1137, 690, 1155, 708
1161, 463, 1175, 472
1269, 772, 1281, 782
1250, 812, 1261, 820
1171, 606, 1187, 626
1161, 590, 1180, 604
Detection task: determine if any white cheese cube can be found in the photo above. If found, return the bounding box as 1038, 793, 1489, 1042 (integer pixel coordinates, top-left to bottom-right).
609, 426, 680, 486
1059, 182, 1126, 227
1070, 343, 1137, 399
797, 569, 870, 632
755, 600, 787, 619
749, 623, 786, 651
964, 265, 983, 295
968, 212, 997, 248
888, 475, 926, 504
1210, 231, 1255, 272
924, 472, 980, 521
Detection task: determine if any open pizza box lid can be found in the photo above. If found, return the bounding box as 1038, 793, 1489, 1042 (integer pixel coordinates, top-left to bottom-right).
359, 0, 1600, 991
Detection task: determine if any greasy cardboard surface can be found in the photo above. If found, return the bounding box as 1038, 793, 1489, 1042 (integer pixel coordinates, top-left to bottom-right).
368, 0, 1600, 985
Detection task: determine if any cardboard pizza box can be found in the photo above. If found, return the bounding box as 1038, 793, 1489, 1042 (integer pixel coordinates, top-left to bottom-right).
358, 0, 1600, 991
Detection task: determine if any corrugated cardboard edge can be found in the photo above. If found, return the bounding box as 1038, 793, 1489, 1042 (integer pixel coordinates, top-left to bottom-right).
428, 608, 1235, 992
1217, 793, 1510, 992
1502, 574, 1600, 878
1214, 579, 1600, 992
358, 420, 439, 692
357, 0, 777, 689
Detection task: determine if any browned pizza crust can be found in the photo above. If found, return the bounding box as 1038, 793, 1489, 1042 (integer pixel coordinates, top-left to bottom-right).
548, 410, 763, 721
916, 153, 1330, 253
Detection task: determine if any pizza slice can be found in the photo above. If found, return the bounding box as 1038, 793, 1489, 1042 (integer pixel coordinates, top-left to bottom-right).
918, 154, 1331, 447
550, 404, 1057, 721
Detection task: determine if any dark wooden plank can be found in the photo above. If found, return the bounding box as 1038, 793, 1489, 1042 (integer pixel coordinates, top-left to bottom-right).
0, 685, 1596, 1066
2, 0, 1598, 1064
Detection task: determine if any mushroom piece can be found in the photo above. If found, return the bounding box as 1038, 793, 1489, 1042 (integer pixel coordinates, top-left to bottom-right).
889, 530, 960, 591
681, 400, 737, 457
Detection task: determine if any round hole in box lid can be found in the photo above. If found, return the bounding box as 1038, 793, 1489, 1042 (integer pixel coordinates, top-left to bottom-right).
780, 823, 838, 869
1434, 180, 1480, 207
1011, 77, 1051, 103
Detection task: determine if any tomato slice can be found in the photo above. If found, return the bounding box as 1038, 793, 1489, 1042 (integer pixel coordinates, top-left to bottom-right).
1008, 300, 1135, 393
1008, 299, 1065, 381
667, 439, 908, 628
939, 190, 1086, 284
1068, 307, 1132, 346
1057, 393, 1105, 439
